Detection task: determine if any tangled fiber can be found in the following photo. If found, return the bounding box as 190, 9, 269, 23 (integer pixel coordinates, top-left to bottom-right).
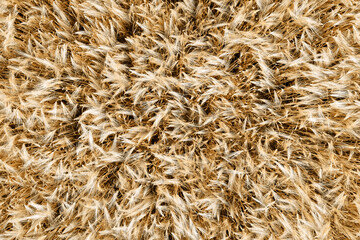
1, 0, 360, 239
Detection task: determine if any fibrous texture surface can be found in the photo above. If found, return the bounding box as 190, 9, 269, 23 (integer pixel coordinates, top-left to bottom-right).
1, 0, 360, 239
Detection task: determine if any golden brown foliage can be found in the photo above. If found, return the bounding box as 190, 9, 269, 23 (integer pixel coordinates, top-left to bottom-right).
1, 0, 360, 239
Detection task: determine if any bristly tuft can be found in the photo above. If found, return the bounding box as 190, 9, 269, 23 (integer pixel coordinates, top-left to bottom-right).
1, 0, 360, 239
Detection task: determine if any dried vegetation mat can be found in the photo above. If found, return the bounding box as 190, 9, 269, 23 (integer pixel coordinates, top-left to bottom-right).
1, 0, 360, 239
